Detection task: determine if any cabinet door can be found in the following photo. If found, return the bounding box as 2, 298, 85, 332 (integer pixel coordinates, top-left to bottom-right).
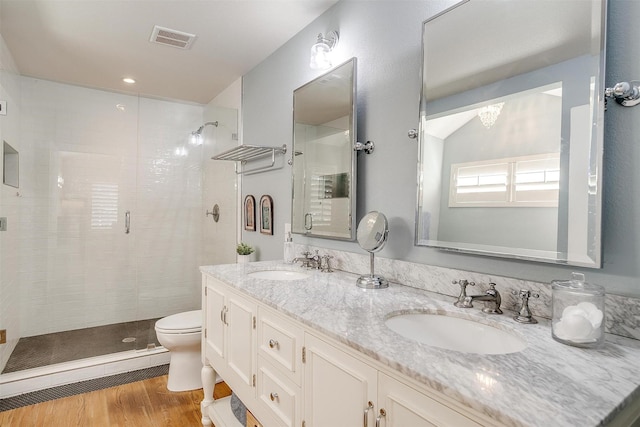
304, 333, 377, 427
227, 290, 257, 395
204, 278, 226, 366
378, 373, 482, 427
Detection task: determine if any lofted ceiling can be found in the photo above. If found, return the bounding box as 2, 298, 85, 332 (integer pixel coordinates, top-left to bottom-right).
0, 0, 338, 104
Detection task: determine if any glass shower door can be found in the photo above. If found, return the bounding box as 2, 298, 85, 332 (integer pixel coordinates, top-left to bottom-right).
7, 80, 141, 372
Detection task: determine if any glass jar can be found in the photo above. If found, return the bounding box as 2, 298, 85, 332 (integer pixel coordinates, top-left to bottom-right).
551, 272, 605, 348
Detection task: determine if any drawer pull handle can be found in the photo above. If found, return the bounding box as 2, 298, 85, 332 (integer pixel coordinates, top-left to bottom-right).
375, 409, 386, 427
270, 392, 279, 401
268, 339, 279, 349
363, 401, 374, 427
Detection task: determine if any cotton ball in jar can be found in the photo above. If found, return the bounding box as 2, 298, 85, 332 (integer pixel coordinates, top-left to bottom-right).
562, 305, 587, 319
562, 313, 594, 340
576, 301, 603, 328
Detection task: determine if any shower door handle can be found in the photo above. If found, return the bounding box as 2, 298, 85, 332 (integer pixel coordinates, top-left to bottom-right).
304, 213, 313, 230
125, 211, 131, 234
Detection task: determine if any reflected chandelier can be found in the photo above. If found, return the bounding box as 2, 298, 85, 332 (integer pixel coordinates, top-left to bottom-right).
477, 102, 505, 129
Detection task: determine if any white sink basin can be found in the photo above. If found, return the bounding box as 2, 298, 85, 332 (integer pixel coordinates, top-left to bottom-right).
248, 270, 310, 281
385, 313, 526, 355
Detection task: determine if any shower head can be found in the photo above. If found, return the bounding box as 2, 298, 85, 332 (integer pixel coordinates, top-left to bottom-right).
192, 121, 219, 136
189, 121, 218, 146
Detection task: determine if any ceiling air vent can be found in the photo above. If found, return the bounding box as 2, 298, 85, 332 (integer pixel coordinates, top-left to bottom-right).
149, 25, 196, 49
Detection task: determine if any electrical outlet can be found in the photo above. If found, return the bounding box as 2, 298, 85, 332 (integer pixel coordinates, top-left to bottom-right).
0, 217, 6, 231
0, 330, 6, 344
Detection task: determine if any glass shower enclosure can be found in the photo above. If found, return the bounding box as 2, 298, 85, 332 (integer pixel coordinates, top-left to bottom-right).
0, 75, 237, 377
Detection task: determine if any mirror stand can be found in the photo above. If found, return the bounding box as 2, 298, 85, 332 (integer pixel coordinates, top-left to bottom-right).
356, 252, 388, 289
356, 211, 389, 289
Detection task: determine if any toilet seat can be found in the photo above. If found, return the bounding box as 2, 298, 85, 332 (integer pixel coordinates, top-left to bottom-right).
155, 309, 201, 334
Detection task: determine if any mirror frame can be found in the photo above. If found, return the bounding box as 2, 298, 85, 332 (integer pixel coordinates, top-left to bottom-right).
291, 57, 357, 241
415, 0, 607, 268
357, 211, 389, 253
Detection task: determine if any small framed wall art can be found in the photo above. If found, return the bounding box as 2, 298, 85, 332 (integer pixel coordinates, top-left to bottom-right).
244, 195, 255, 231
260, 195, 273, 235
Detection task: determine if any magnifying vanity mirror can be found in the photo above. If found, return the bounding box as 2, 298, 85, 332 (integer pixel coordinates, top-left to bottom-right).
291, 58, 357, 240
356, 211, 389, 289
415, 0, 606, 267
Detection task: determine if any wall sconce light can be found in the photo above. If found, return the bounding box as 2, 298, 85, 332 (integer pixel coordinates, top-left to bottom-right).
310, 31, 339, 70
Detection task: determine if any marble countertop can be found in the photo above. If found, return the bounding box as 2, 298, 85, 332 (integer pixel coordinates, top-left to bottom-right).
201, 261, 640, 427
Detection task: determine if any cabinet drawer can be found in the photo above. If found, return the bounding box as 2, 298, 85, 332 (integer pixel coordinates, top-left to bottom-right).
257, 307, 303, 385
257, 357, 301, 427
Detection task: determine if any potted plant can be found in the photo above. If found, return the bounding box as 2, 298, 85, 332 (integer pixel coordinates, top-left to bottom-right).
236, 242, 255, 263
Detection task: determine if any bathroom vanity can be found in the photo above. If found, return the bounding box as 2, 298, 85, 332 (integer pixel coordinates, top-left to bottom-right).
200, 261, 640, 427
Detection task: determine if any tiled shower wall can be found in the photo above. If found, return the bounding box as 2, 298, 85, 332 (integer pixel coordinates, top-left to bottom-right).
202, 105, 238, 266
15, 77, 207, 337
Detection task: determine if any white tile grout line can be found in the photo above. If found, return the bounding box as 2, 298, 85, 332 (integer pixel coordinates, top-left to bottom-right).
0, 347, 170, 399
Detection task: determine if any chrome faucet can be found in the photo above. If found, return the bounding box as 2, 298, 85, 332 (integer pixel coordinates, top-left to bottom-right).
454, 282, 502, 314
293, 251, 320, 269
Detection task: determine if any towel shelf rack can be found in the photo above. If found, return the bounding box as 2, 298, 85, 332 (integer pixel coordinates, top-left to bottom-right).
212, 144, 287, 175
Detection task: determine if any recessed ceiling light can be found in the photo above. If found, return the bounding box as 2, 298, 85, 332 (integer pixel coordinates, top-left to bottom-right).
122, 77, 136, 84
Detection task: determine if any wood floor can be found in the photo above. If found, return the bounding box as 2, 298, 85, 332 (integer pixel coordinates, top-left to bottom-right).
0, 375, 231, 427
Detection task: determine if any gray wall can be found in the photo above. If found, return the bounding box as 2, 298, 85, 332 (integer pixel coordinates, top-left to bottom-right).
242, 0, 640, 298
437, 94, 561, 250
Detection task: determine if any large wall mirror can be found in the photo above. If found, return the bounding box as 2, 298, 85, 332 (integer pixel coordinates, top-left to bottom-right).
292, 58, 357, 240
416, 0, 606, 267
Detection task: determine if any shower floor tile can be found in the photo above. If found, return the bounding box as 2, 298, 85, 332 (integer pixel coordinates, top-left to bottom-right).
2, 318, 160, 374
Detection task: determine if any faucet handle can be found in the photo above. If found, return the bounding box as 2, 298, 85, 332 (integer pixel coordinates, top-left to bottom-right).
453, 279, 475, 308
320, 254, 333, 273
453, 279, 475, 289
512, 289, 539, 324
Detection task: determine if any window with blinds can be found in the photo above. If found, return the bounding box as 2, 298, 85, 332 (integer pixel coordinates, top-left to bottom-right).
449, 153, 560, 207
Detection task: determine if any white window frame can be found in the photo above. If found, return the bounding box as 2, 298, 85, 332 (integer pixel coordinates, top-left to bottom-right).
449, 153, 560, 208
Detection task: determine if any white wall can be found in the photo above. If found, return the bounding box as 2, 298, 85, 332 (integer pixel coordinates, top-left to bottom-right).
241, 0, 640, 298
0, 32, 22, 370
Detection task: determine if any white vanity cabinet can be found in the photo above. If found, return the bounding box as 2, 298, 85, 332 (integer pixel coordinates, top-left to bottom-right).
201, 272, 498, 427
302, 333, 486, 427
203, 275, 257, 403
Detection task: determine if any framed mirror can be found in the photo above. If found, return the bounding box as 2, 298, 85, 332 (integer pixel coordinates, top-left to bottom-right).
292, 58, 357, 240
416, 0, 606, 267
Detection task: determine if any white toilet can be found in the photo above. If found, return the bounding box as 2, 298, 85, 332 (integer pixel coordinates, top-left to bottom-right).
155, 309, 203, 392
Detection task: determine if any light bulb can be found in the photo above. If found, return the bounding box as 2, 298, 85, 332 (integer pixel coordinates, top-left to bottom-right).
310, 42, 331, 70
